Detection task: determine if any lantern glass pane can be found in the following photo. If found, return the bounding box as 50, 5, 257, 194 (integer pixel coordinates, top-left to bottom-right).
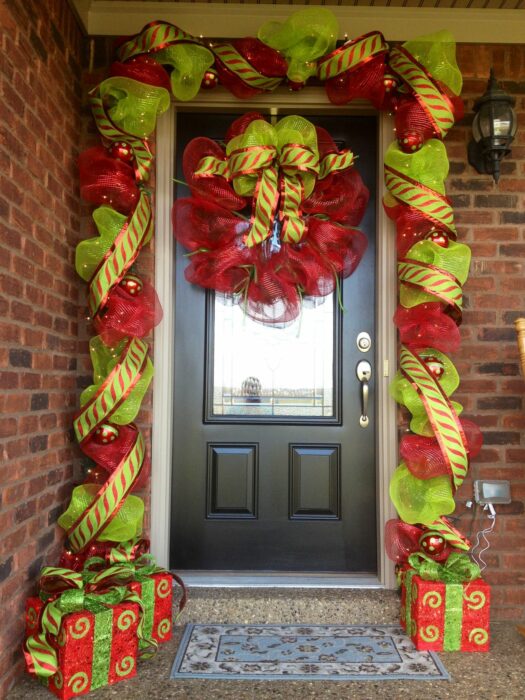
492, 101, 514, 137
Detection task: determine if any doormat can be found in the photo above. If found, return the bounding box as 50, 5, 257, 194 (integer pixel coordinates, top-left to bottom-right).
170, 624, 449, 681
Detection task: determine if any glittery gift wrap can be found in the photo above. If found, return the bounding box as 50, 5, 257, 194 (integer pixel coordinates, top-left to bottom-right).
400, 570, 490, 652
129, 571, 172, 644
25, 597, 139, 699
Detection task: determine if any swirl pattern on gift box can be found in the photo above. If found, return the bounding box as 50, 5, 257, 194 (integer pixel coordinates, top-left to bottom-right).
118, 609, 138, 631
468, 628, 489, 645
157, 618, 171, 639
464, 590, 486, 611
68, 672, 89, 694
419, 625, 440, 643
45, 11, 480, 686
422, 591, 442, 609
70, 617, 91, 640
115, 656, 135, 677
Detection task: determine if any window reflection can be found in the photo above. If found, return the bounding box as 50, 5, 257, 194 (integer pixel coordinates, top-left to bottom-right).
212, 296, 335, 418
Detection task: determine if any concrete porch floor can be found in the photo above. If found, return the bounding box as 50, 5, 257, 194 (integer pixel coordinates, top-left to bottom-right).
10, 588, 525, 700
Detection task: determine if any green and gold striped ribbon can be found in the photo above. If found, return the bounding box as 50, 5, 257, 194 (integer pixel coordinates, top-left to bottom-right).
400, 346, 468, 490
384, 165, 456, 236
389, 46, 455, 138
88, 191, 153, 318
212, 43, 283, 90
317, 31, 387, 82
90, 90, 153, 181
398, 258, 463, 310
116, 21, 195, 63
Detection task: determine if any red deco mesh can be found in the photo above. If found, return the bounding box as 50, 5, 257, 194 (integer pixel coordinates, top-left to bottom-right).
59, 538, 149, 572
93, 279, 163, 347
80, 423, 151, 492
394, 303, 461, 354
324, 53, 388, 110
385, 519, 451, 564
213, 37, 288, 99
303, 127, 370, 227
79, 146, 139, 215
182, 138, 247, 211
225, 112, 266, 142
394, 92, 464, 143
400, 419, 483, 481
109, 55, 172, 91
383, 198, 452, 254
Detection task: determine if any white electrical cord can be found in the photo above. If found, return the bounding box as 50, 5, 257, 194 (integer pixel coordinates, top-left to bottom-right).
470, 503, 496, 573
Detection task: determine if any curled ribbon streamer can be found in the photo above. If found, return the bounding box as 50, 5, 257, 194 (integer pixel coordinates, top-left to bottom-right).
116, 20, 196, 62
24, 565, 157, 681
408, 551, 481, 583
212, 43, 283, 91
400, 345, 469, 490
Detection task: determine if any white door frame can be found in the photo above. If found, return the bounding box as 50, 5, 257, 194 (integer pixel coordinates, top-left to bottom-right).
151, 89, 398, 588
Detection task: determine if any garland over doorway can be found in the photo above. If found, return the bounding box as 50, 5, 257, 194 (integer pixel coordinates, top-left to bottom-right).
24, 6, 486, 690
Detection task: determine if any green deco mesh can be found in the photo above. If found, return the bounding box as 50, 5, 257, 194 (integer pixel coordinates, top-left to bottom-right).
390, 349, 463, 436
385, 138, 450, 194
227, 116, 318, 197
80, 336, 154, 425
154, 44, 214, 102
75, 206, 131, 282
402, 30, 462, 96
99, 76, 170, 138
58, 484, 144, 541
400, 239, 472, 309
389, 462, 455, 526
258, 8, 338, 83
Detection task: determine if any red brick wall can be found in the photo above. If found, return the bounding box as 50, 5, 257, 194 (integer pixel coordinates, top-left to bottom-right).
450, 44, 525, 621
0, 0, 84, 696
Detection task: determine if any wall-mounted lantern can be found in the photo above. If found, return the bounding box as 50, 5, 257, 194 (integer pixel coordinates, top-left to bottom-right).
467, 69, 517, 184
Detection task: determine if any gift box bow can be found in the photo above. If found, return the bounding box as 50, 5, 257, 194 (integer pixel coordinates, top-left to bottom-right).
407, 551, 481, 583
24, 563, 158, 680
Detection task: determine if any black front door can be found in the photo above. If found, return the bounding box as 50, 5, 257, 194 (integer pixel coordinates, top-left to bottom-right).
171, 111, 377, 574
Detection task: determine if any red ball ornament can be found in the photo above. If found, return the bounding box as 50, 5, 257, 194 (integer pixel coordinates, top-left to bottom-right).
92, 424, 119, 445
86, 465, 108, 484
201, 70, 218, 90
288, 80, 306, 92
423, 355, 445, 380
419, 531, 446, 556
399, 131, 424, 153
119, 274, 143, 296
425, 230, 450, 248
383, 74, 398, 93
109, 141, 134, 163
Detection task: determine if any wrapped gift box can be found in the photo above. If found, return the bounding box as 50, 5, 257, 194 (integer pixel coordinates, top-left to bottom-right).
129, 570, 173, 644
400, 568, 490, 652
25, 596, 139, 699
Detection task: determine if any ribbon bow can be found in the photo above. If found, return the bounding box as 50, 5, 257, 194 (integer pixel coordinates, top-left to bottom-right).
24, 564, 157, 680
408, 551, 480, 584
195, 116, 354, 248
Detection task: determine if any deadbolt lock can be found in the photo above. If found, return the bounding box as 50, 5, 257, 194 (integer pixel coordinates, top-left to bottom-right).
357, 332, 371, 352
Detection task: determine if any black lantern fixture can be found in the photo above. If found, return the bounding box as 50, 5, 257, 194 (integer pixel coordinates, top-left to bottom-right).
467, 69, 517, 184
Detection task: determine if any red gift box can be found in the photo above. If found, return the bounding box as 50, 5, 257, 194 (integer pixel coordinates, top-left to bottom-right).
400, 568, 490, 652
129, 571, 173, 644
25, 596, 139, 699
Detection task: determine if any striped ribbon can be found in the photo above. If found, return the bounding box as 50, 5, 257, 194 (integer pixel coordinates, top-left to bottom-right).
87, 191, 153, 319
389, 46, 455, 139
317, 31, 388, 82
212, 43, 283, 91
398, 258, 463, 313
67, 431, 146, 553
400, 346, 469, 491
116, 20, 196, 62
426, 517, 472, 551
384, 165, 456, 236
73, 338, 149, 443
90, 89, 153, 181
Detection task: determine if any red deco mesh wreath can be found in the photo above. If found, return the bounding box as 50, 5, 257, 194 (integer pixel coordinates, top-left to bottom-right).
173, 112, 369, 326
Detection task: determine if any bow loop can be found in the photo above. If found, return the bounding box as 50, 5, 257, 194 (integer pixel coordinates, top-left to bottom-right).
408, 551, 480, 583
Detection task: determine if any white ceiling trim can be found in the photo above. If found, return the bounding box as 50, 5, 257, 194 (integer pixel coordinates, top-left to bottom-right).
74, 1, 525, 43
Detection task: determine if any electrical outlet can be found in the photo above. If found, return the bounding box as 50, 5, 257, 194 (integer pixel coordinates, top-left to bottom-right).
473, 480, 511, 505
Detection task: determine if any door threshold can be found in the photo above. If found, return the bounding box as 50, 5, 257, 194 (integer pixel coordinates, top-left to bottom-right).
172, 571, 383, 589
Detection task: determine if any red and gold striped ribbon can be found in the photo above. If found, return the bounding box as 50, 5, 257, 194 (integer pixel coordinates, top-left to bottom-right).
87, 191, 153, 319
389, 46, 456, 139
317, 31, 388, 82
212, 43, 283, 91
426, 517, 471, 551
400, 346, 469, 491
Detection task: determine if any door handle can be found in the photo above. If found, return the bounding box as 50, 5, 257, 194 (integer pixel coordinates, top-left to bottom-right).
356, 360, 372, 428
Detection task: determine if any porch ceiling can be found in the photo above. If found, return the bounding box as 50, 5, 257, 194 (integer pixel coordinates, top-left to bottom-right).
71, 0, 525, 42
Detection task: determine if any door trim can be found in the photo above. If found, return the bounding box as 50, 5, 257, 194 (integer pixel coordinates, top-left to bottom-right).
151, 91, 398, 588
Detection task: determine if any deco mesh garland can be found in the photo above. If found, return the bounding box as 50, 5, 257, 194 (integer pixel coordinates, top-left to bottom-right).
24, 7, 485, 688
